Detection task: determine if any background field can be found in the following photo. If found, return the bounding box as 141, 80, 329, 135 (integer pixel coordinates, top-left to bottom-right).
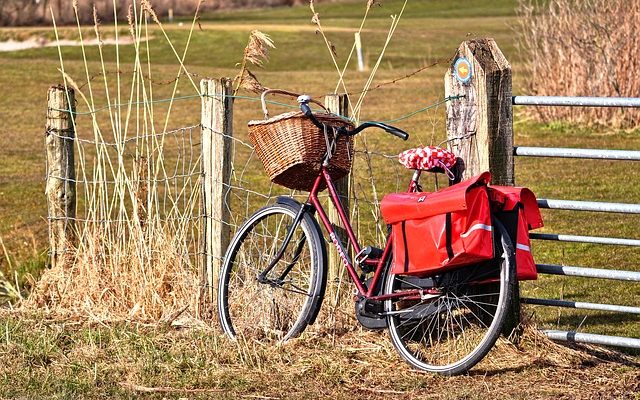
0, 0, 638, 397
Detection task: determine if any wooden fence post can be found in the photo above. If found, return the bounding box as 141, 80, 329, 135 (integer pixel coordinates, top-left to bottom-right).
324, 94, 350, 282
444, 39, 520, 338
444, 38, 514, 186
200, 78, 233, 315
46, 85, 76, 269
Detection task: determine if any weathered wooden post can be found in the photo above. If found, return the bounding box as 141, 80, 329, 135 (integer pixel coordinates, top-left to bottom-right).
324, 94, 351, 283
46, 85, 76, 269
444, 39, 519, 337
444, 38, 514, 186
200, 78, 233, 315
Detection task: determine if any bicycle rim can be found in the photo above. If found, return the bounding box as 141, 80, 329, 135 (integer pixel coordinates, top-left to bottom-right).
385, 232, 514, 375
218, 204, 322, 343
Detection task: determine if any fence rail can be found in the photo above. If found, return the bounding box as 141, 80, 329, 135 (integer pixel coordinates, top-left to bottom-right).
530, 233, 640, 247
513, 146, 640, 160
536, 199, 640, 214
521, 298, 640, 315
512, 95, 640, 108
542, 330, 640, 349
536, 264, 640, 281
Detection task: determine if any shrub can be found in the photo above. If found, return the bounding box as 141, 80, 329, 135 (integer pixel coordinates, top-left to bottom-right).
517, 0, 640, 129
0, 0, 313, 27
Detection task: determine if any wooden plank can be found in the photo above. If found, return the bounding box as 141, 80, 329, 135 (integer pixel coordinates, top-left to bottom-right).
45, 85, 76, 269
200, 79, 233, 313
324, 94, 350, 281
444, 38, 514, 185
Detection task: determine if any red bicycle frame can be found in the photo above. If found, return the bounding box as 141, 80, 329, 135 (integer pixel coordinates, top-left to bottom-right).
306, 166, 422, 302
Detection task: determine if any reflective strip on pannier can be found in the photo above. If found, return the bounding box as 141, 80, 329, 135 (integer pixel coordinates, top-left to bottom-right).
461, 223, 493, 238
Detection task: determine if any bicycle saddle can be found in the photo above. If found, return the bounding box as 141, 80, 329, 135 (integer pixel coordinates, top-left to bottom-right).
398, 146, 457, 171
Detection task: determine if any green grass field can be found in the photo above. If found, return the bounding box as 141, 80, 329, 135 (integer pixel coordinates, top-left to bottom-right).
0, 0, 638, 397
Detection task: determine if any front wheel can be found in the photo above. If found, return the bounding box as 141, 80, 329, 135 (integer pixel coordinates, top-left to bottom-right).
384, 220, 516, 375
218, 202, 326, 343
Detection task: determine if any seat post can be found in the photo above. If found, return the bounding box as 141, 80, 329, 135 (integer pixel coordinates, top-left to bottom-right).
412, 169, 422, 184
409, 169, 422, 192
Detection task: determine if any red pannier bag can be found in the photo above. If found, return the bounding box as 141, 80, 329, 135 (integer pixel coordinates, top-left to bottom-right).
380, 172, 494, 276
488, 186, 544, 281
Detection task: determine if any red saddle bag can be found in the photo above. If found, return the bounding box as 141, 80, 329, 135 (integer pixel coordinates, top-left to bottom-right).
380, 172, 494, 276
488, 186, 544, 280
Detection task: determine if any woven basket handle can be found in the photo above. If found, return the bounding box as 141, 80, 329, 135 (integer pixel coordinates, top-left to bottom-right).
261, 89, 328, 119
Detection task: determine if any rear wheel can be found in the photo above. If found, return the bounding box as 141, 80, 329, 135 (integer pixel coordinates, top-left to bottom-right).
384, 221, 516, 375
218, 203, 326, 343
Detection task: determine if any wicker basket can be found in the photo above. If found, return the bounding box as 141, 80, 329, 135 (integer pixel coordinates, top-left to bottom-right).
248, 90, 355, 192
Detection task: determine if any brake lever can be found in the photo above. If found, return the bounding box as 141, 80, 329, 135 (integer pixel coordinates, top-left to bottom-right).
298, 95, 324, 130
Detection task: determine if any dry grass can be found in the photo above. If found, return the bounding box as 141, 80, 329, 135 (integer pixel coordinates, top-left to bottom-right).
1, 309, 638, 398
517, 0, 640, 129
233, 30, 274, 94
22, 2, 204, 322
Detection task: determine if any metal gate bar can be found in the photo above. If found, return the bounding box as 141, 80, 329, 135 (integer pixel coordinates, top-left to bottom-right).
513, 146, 640, 160
537, 264, 640, 281
513, 96, 640, 108
542, 330, 640, 349
521, 298, 640, 314
537, 199, 640, 214
531, 233, 640, 246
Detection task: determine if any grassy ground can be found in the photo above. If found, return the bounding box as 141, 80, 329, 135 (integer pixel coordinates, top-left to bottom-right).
0, 310, 638, 399
0, 0, 639, 397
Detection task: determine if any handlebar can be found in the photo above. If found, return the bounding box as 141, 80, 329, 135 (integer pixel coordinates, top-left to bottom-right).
298, 95, 409, 141
337, 122, 409, 140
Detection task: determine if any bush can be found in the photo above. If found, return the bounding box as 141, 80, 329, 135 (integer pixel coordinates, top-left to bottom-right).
0, 0, 196, 26
0, 0, 312, 27
518, 0, 640, 129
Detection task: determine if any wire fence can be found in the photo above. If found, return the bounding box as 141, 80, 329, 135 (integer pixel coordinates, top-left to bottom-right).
35, 87, 452, 323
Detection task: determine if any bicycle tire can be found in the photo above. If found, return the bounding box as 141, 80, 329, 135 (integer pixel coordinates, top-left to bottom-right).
218, 202, 326, 343
384, 219, 516, 375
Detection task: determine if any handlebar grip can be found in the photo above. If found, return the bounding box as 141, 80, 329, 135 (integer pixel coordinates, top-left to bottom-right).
336, 122, 409, 140
384, 125, 409, 140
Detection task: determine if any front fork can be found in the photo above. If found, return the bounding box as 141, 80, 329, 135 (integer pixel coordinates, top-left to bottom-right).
257, 202, 313, 286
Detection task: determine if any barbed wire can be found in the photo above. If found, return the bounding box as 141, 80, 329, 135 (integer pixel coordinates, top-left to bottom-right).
51, 93, 463, 127
74, 59, 450, 96
344, 58, 452, 97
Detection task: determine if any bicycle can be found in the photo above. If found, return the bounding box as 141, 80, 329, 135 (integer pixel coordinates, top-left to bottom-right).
217, 91, 519, 375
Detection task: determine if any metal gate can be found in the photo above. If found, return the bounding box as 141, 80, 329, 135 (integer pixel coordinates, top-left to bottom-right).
512, 95, 640, 349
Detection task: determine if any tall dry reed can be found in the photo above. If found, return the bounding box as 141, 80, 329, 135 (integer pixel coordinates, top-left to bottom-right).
25, 1, 204, 323
518, 0, 640, 129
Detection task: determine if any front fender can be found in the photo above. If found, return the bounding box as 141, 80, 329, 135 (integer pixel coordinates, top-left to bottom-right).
275, 196, 327, 326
